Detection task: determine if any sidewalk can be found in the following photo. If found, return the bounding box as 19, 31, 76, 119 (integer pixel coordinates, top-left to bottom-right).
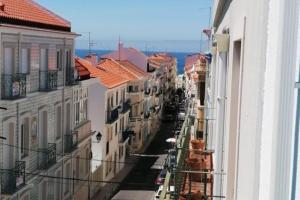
92, 126, 160, 200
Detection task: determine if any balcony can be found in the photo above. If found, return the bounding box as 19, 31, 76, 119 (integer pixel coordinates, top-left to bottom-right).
39, 70, 58, 91
65, 67, 78, 86
38, 143, 56, 170
144, 111, 150, 119
1, 161, 25, 194
144, 88, 151, 96
1, 73, 26, 100
119, 100, 131, 114
65, 131, 78, 153
120, 129, 134, 143
106, 107, 119, 124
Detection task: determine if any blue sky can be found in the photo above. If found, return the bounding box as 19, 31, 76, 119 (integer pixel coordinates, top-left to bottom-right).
36, 0, 212, 52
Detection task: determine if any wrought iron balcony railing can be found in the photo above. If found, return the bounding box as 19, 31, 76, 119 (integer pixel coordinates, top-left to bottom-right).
65, 67, 78, 86
65, 131, 78, 153
1, 73, 26, 100
1, 161, 26, 194
120, 100, 131, 114
39, 70, 58, 91
38, 143, 56, 170
120, 129, 134, 143
106, 107, 119, 124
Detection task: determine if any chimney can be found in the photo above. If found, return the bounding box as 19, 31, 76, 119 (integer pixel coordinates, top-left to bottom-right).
0, 2, 5, 12
85, 53, 98, 66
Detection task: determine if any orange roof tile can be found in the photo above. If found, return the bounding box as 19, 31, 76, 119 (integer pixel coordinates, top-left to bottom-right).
98, 58, 148, 81
75, 57, 128, 89
0, 0, 70, 31
148, 53, 176, 69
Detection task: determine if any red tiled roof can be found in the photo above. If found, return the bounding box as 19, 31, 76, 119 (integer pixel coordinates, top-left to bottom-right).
75, 57, 128, 89
116, 60, 148, 79
101, 46, 148, 71
185, 54, 206, 71
98, 59, 148, 81
148, 53, 176, 69
0, 0, 70, 31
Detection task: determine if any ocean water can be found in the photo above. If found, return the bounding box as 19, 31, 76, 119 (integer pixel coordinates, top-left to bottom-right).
75, 49, 193, 74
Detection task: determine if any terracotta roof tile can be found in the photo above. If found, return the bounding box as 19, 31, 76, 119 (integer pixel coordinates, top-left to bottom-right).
75, 57, 128, 89
98, 58, 148, 81
0, 0, 70, 31
185, 54, 206, 70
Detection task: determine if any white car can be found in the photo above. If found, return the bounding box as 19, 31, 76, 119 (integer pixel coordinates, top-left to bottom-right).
154, 185, 175, 200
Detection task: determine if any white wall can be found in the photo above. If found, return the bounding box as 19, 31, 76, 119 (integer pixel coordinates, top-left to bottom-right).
88, 81, 106, 172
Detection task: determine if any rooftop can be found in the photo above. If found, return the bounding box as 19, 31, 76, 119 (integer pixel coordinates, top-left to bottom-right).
75, 57, 128, 89
0, 0, 71, 32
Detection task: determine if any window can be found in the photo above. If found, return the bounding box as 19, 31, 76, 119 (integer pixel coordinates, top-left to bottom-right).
65, 49, 71, 68
134, 85, 139, 92
56, 106, 62, 140
56, 49, 62, 70
115, 123, 118, 135
111, 96, 114, 108
128, 85, 133, 92
76, 156, 80, 181
106, 140, 109, 155
4, 47, 14, 74
20, 118, 29, 158
56, 171, 61, 200
64, 163, 70, 195
40, 48, 48, 71
116, 91, 119, 105
74, 88, 88, 125
21, 48, 30, 74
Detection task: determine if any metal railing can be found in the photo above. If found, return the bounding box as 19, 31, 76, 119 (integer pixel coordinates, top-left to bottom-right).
38, 143, 56, 170
39, 70, 58, 91
65, 67, 78, 85
106, 108, 119, 124
120, 129, 134, 143
65, 131, 78, 153
120, 100, 131, 114
1, 161, 26, 194
1, 73, 26, 99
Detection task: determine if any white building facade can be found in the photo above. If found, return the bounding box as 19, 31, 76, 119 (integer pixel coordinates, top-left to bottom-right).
210, 0, 300, 199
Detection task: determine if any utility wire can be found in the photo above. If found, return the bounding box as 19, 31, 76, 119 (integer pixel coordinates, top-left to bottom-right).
1, 168, 159, 187
0, 142, 164, 167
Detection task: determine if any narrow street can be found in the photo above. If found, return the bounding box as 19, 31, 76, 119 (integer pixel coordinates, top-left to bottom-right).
115, 120, 176, 198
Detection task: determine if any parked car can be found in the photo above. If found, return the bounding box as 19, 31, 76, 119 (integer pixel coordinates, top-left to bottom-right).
155, 169, 167, 185
154, 185, 175, 200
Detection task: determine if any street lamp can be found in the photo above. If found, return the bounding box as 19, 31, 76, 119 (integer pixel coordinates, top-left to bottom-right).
96, 132, 102, 142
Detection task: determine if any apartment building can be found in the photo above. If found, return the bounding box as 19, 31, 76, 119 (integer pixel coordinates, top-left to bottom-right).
98, 58, 149, 152
209, 0, 300, 200
148, 53, 177, 103
102, 43, 164, 142
75, 57, 131, 197
184, 54, 207, 144
0, 1, 95, 200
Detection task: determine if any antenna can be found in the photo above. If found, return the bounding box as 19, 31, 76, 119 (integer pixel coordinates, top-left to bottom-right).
118, 35, 121, 61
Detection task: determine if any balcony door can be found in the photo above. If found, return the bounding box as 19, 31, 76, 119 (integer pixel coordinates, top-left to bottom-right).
40, 48, 48, 89
38, 110, 48, 148
4, 47, 14, 75
3, 122, 15, 169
